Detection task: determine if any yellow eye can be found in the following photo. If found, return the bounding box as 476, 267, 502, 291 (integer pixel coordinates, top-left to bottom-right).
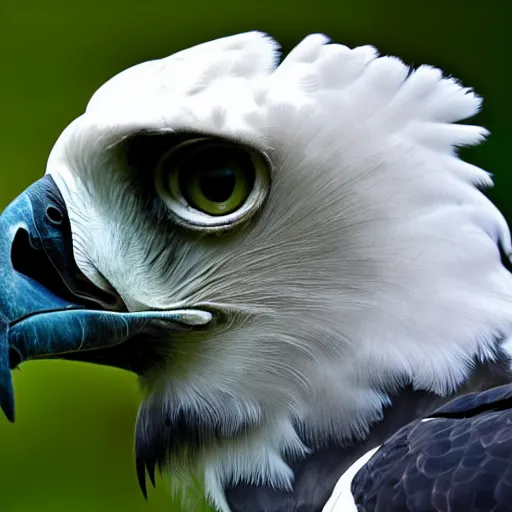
156, 138, 270, 232
177, 144, 253, 216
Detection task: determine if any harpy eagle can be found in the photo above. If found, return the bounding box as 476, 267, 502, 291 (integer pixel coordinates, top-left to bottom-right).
1, 32, 512, 511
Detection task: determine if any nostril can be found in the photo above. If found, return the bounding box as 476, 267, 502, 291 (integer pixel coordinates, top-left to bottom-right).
9, 347, 22, 370
11, 229, 43, 277
46, 206, 63, 225
11, 228, 71, 302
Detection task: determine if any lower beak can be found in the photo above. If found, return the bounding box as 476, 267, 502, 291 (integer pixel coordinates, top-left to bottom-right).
0, 175, 210, 422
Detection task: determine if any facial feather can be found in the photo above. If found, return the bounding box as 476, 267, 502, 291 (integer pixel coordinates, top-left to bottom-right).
45, 32, 512, 510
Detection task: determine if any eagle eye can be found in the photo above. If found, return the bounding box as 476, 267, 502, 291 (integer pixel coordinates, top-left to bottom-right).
155, 138, 270, 231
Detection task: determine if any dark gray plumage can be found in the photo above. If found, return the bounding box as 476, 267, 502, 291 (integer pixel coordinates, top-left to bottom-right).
351, 382, 512, 512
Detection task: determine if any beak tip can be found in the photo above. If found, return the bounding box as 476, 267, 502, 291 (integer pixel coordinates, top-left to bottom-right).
3, 407, 15, 424
0, 372, 15, 423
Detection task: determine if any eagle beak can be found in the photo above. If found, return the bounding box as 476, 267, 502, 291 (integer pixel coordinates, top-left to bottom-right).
0, 175, 211, 423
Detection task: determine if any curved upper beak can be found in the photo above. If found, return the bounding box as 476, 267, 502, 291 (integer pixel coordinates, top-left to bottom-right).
0, 175, 211, 423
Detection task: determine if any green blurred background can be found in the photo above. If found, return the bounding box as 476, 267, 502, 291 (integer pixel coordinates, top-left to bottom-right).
1, 1, 511, 511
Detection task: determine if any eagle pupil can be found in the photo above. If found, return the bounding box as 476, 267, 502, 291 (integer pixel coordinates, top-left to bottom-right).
199, 168, 236, 202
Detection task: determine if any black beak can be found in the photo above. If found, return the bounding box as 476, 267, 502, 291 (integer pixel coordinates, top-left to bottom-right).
0, 175, 210, 423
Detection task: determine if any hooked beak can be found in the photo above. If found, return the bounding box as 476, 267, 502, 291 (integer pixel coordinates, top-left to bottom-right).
0, 175, 211, 423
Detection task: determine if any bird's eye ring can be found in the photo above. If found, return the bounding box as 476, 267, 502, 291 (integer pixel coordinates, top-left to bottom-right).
155, 138, 270, 232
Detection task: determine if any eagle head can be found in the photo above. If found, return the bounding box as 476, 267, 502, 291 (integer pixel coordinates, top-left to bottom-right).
1, 32, 511, 511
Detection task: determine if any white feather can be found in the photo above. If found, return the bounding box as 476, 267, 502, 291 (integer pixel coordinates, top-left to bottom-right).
322, 446, 381, 512
46, 32, 512, 510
